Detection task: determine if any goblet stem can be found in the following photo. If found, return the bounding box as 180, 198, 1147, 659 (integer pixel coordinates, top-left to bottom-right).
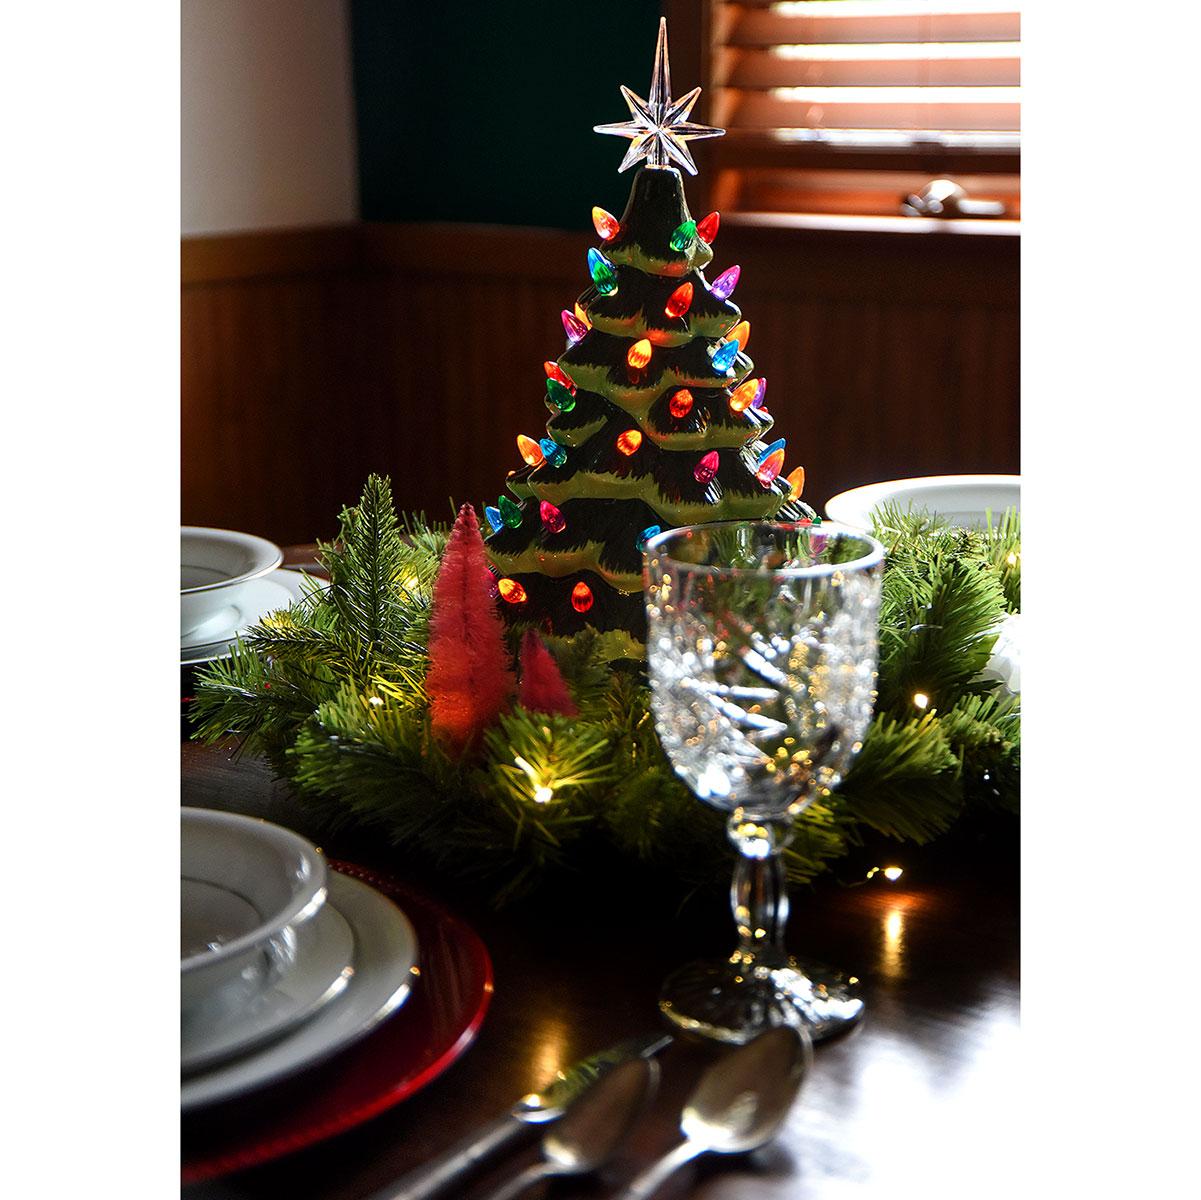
727, 813, 794, 970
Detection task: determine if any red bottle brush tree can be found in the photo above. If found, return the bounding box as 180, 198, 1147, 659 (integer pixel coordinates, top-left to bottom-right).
517, 630, 579, 717
426, 504, 515, 753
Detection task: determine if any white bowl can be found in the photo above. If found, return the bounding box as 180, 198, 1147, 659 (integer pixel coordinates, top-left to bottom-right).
181, 526, 282, 639
824, 474, 1020, 531
181, 809, 327, 1011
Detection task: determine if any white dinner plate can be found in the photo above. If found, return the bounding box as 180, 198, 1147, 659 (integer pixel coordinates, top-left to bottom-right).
181, 569, 318, 665
181, 872, 419, 1112
182, 900, 355, 1075
824, 474, 1020, 531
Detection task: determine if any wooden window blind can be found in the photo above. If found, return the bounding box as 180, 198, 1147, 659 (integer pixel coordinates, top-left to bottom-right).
703, 0, 1021, 219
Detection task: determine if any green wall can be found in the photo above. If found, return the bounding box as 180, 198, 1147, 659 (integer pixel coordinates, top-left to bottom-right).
350, 0, 663, 229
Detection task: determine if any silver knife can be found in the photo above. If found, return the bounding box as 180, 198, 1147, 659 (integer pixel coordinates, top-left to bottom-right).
367, 1031, 673, 1200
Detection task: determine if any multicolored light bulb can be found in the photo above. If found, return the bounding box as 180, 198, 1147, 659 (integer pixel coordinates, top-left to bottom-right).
592, 207, 620, 240
517, 434, 544, 467
498, 578, 527, 604
759, 438, 786, 462
539, 438, 567, 468
539, 500, 566, 533
757, 449, 785, 486
561, 310, 587, 344
669, 219, 697, 251
669, 388, 694, 418
627, 339, 652, 370
750, 377, 767, 409
498, 496, 523, 528
546, 378, 576, 413
587, 247, 618, 295
696, 211, 720, 243
664, 281, 693, 319
637, 524, 661, 550
729, 320, 750, 351
694, 450, 719, 484
616, 429, 643, 456
709, 265, 741, 301
786, 466, 806, 497
571, 581, 594, 613
484, 505, 504, 533
711, 340, 739, 373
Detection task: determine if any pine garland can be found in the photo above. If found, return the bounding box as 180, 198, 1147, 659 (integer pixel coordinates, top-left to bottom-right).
192, 476, 1020, 900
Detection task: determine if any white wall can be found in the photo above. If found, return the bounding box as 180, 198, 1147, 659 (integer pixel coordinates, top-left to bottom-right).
182, 0, 358, 236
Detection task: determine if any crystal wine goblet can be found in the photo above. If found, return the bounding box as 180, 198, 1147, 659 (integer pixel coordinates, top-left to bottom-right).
643, 521, 884, 1044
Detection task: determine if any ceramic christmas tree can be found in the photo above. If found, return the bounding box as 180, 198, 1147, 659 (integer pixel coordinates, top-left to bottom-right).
485, 19, 815, 640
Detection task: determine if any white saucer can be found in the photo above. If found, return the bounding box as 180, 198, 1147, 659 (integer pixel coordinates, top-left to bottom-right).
181, 569, 317, 666
181, 872, 419, 1112
182, 900, 356, 1075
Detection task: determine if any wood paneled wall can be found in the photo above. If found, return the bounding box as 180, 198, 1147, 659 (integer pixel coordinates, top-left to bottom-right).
182, 220, 1018, 543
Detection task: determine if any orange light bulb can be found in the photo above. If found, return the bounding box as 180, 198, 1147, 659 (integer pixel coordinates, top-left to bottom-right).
728, 378, 760, 414
669, 389, 694, 418
592, 207, 620, 240
498, 578, 527, 604
664, 282, 694, 320
571, 581, 594, 613
517, 434, 545, 467
729, 321, 750, 351
626, 339, 652, 370
616, 429, 643, 456
786, 466, 806, 497
574, 301, 592, 328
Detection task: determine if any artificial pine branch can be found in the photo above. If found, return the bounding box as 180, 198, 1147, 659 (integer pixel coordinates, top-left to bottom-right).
192, 478, 1020, 902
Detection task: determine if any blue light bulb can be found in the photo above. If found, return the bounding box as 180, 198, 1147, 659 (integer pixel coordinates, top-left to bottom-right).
484, 505, 504, 533
711, 340, 740, 372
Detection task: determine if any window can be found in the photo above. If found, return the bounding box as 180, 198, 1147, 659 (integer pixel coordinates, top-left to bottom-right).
700, 0, 1020, 219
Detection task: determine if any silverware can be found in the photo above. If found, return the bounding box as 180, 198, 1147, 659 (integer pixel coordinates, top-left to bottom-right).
481, 1056, 659, 1200
614, 1025, 811, 1200
371, 1031, 672, 1200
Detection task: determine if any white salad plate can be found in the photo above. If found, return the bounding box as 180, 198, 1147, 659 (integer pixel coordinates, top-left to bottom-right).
181, 871, 419, 1112
182, 527, 283, 639
182, 900, 355, 1075
181, 569, 316, 666
824, 474, 1020, 531
181, 809, 328, 1010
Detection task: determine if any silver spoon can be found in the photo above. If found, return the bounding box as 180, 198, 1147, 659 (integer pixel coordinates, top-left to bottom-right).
482, 1055, 659, 1200
616, 1025, 812, 1199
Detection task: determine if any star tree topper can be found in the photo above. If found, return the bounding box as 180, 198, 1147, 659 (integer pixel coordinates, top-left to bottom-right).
594, 17, 724, 175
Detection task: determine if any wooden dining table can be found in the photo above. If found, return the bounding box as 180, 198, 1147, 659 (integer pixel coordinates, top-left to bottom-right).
181, 554, 1020, 1200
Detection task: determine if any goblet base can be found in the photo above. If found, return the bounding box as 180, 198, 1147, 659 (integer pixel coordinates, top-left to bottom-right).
659, 956, 864, 1045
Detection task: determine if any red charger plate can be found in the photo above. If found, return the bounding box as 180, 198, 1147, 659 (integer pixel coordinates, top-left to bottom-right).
181, 862, 493, 1184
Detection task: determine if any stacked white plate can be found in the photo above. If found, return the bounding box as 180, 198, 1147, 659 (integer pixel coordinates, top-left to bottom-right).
180, 527, 321, 667
181, 809, 419, 1112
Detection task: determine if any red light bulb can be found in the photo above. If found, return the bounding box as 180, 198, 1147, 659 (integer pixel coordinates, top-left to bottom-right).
571, 581, 594, 613
697, 212, 720, 243
543, 361, 576, 393
664, 282, 694, 320
539, 500, 566, 533
669, 388, 694, 418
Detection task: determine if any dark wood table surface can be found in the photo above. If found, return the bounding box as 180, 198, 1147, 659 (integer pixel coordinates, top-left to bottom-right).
182, 550, 1019, 1199
181, 743, 1018, 1200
